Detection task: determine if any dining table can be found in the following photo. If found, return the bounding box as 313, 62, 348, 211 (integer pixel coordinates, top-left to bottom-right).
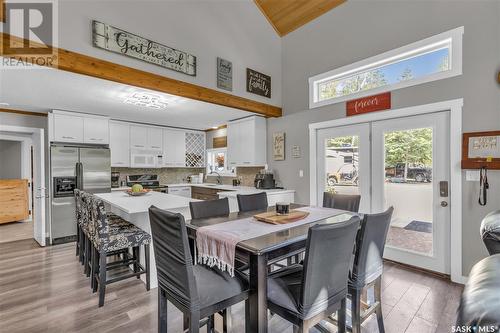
187, 204, 359, 333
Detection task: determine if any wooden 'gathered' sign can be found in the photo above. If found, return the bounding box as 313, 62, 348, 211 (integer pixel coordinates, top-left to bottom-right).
346, 92, 391, 116
246, 68, 271, 98
92, 20, 196, 76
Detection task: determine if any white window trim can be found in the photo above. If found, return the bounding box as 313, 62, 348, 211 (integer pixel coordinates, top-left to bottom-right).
206, 147, 235, 176
308, 26, 464, 109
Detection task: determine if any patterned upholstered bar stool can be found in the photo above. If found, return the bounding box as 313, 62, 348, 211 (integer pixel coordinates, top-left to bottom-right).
89, 195, 151, 307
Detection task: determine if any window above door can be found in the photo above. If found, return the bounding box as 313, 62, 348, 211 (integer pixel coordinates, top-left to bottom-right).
309, 26, 464, 109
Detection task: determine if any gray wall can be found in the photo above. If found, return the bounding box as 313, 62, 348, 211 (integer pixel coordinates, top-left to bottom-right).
267, 0, 500, 275
0, 140, 22, 179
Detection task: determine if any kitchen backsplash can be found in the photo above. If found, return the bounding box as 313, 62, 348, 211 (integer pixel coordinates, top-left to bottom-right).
112, 167, 204, 185
112, 166, 264, 187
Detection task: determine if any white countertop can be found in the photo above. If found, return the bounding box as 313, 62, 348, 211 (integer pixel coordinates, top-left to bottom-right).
110, 183, 295, 197
95, 191, 200, 215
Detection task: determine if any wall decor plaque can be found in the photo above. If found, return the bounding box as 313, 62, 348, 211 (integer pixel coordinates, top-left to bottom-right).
246, 68, 271, 98
291, 145, 301, 158
217, 57, 232, 91
462, 131, 500, 169
92, 20, 196, 76
273, 132, 285, 161
346, 92, 391, 116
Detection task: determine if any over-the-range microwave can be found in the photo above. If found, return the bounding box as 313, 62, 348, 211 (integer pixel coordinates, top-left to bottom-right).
130, 148, 164, 168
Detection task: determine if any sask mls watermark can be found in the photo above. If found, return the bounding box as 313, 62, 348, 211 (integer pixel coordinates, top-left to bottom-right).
1, 0, 58, 69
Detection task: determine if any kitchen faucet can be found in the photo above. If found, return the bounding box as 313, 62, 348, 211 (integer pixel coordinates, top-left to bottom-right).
209, 171, 222, 185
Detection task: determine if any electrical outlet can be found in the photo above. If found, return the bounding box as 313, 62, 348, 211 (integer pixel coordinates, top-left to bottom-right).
466, 170, 480, 181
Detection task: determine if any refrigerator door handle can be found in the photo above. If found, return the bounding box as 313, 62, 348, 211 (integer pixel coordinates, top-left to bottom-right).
76, 162, 83, 190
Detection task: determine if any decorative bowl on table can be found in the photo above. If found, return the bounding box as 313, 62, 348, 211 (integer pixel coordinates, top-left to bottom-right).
125, 189, 151, 196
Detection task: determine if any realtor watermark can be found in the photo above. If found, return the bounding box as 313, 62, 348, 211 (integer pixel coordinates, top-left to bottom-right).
1, 0, 58, 69
452, 325, 499, 333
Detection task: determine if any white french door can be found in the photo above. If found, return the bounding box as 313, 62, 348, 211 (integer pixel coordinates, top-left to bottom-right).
372, 112, 450, 273
316, 111, 451, 274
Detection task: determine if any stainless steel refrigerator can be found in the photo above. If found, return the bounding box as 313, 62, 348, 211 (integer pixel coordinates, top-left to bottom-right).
50, 145, 111, 244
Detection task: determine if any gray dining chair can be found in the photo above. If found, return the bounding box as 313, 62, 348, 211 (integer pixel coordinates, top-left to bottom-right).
348, 206, 394, 333
149, 205, 249, 333
236, 192, 268, 212
189, 197, 230, 219
323, 192, 361, 213
267, 216, 361, 333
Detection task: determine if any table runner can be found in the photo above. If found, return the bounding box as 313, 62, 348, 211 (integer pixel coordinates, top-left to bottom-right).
196, 206, 349, 276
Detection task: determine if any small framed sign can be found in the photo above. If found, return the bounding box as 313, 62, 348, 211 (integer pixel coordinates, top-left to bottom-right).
346, 92, 391, 116
462, 131, 500, 169
291, 145, 301, 158
273, 132, 285, 161
246, 68, 271, 98
217, 57, 232, 91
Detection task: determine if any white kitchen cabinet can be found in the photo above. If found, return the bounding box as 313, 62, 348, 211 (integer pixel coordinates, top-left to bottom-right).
163, 129, 186, 167
227, 116, 266, 166
109, 121, 130, 167
52, 113, 84, 143
130, 125, 148, 149
84, 117, 109, 144
147, 127, 163, 150
130, 125, 163, 150
168, 186, 191, 198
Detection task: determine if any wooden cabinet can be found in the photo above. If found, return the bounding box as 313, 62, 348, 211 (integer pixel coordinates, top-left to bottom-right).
109, 121, 130, 167
0, 179, 29, 224
163, 129, 186, 167
130, 125, 163, 150
50, 110, 109, 144
84, 117, 109, 144
227, 116, 266, 166
191, 186, 232, 200
53, 113, 84, 143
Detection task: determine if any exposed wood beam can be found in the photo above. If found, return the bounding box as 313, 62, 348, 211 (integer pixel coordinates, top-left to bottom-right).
254, 0, 346, 37
0, 0, 4, 23
205, 124, 227, 132
0, 108, 48, 117
0, 33, 282, 117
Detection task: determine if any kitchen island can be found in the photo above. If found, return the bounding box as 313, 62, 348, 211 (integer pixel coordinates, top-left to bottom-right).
95, 191, 200, 289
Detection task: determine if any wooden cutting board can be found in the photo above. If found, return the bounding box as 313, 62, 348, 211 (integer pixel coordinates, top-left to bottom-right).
253, 210, 310, 225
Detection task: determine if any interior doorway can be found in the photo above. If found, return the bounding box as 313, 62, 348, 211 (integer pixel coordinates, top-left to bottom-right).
310, 99, 463, 281
0, 126, 46, 246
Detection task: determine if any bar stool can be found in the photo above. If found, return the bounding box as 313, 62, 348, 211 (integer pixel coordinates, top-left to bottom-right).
90, 195, 151, 307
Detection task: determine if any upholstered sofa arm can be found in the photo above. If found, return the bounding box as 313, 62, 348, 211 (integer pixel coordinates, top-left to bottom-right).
456, 254, 500, 331
480, 210, 500, 255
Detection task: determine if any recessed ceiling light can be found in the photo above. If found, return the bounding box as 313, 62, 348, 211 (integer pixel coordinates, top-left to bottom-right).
0, 102, 10, 106
123, 92, 168, 109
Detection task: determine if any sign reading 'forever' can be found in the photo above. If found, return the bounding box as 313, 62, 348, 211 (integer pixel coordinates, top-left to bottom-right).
346, 92, 391, 116
246, 68, 271, 98
92, 20, 196, 76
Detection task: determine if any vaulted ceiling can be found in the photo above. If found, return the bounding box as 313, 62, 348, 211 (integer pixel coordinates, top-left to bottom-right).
254, 0, 346, 37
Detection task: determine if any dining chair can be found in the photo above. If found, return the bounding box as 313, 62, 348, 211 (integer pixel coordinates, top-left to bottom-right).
236, 192, 268, 212
323, 192, 361, 213
348, 207, 394, 333
90, 195, 151, 307
189, 197, 230, 219
149, 205, 249, 333
267, 216, 360, 333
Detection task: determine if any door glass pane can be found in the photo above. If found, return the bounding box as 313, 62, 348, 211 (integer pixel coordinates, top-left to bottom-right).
384, 128, 433, 255
324, 135, 360, 196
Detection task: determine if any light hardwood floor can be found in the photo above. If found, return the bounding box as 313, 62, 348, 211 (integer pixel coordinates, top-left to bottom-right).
0, 218, 33, 244
0, 240, 462, 333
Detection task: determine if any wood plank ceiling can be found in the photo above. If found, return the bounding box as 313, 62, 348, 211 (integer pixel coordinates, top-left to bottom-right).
254, 0, 346, 37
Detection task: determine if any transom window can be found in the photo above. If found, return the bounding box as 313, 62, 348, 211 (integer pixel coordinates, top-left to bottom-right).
309, 27, 463, 108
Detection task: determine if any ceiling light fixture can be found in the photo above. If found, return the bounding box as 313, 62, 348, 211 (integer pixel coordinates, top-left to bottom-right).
0, 102, 10, 106
212, 126, 219, 129
123, 92, 169, 109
